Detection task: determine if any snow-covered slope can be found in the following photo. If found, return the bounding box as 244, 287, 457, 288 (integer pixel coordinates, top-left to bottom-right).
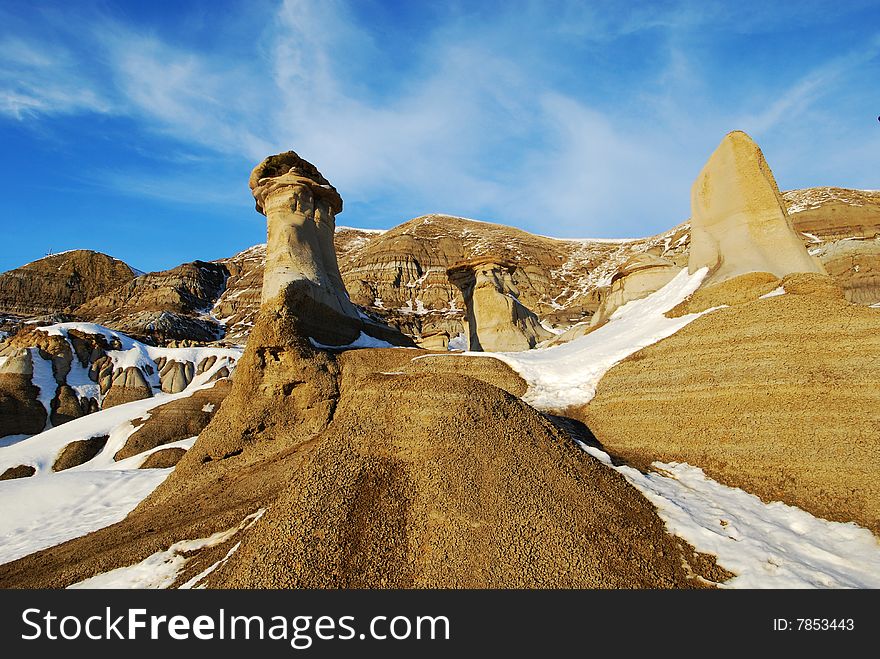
0, 325, 241, 565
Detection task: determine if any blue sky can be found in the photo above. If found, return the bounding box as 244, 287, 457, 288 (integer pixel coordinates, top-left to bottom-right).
1, 0, 878, 273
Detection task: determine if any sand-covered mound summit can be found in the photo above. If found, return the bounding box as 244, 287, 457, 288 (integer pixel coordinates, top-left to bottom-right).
209, 372, 714, 588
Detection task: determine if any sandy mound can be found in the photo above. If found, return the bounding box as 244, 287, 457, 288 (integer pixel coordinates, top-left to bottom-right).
139, 448, 186, 469
668, 272, 781, 316
209, 373, 713, 588
402, 354, 528, 397
580, 294, 880, 534
781, 272, 845, 299
114, 380, 230, 461
52, 435, 109, 472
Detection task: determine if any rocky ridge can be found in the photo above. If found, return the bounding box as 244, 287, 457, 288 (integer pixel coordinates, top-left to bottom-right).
1, 187, 877, 349
0, 323, 239, 443
0, 250, 136, 318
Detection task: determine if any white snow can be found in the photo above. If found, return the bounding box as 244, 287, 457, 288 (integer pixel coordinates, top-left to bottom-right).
0, 469, 171, 565
0, 434, 29, 449
397, 299, 432, 315
486, 268, 711, 409
576, 442, 880, 588
179, 541, 242, 589
800, 231, 823, 243
447, 333, 467, 351
310, 332, 397, 350
0, 392, 212, 566
29, 348, 56, 429
760, 286, 786, 299
69, 509, 265, 589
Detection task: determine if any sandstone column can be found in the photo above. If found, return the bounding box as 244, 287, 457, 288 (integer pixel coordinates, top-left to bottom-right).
249, 151, 358, 317
448, 258, 552, 352
689, 130, 824, 285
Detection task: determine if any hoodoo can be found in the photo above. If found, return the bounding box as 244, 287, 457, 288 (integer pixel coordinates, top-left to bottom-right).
448, 257, 552, 352
689, 130, 824, 285
249, 151, 408, 347
250, 151, 354, 312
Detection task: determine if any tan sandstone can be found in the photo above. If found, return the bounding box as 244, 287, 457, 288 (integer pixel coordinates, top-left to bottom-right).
689, 131, 824, 285
448, 257, 552, 351
580, 291, 880, 534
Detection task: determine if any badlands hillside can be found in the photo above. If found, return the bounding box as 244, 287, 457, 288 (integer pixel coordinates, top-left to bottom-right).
0, 130, 878, 589
1, 188, 877, 350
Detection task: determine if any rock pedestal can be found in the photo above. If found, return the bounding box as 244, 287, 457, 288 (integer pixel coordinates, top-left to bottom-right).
250, 152, 357, 316
249, 151, 411, 348
448, 258, 552, 352
689, 131, 824, 285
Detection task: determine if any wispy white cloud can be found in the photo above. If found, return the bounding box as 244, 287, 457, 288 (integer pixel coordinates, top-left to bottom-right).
738, 35, 880, 136
0, 0, 877, 238
0, 37, 114, 119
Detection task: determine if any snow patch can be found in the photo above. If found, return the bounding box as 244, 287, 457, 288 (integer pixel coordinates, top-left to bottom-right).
0, 469, 172, 565
576, 442, 880, 589
759, 286, 786, 299
69, 509, 265, 589
29, 349, 56, 429
488, 268, 711, 409
447, 333, 467, 351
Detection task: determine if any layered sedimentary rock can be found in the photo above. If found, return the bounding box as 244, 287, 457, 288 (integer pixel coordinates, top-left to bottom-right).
76, 261, 228, 344
0, 349, 47, 436
448, 258, 552, 352
581, 280, 880, 534
0, 250, 136, 318
590, 253, 682, 326
786, 188, 880, 306
689, 131, 824, 285
1, 182, 876, 349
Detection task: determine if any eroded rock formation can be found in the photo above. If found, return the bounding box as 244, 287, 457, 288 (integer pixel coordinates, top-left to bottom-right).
448, 258, 552, 352
0, 349, 46, 437
0, 250, 136, 318
248, 151, 411, 347
0, 324, 238, 438
689, 131, 824, 285
76, 261, 228, 344
590, 253, 682, 326
250, 152, 355, 312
